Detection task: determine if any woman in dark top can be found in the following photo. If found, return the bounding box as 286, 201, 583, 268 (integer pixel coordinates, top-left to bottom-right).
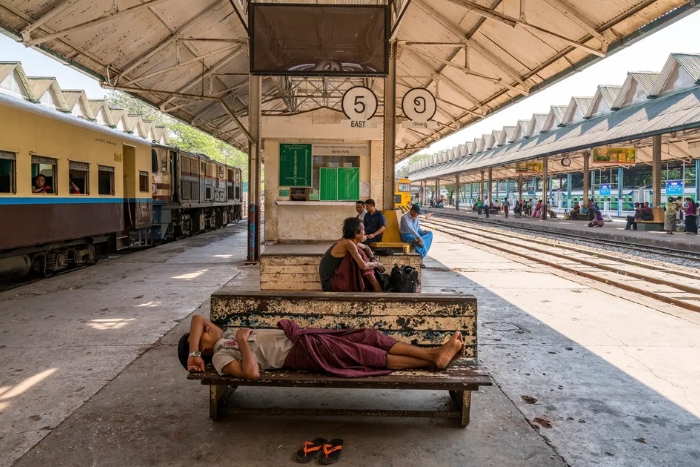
319, 217, 385, 292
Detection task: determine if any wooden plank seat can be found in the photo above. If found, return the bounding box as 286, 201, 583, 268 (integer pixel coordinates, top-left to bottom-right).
260, 245, 422, 291
187, 290, 491, 427
369, 209, 414, 252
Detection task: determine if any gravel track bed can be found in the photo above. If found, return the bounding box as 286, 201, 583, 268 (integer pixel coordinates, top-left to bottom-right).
428, 214, 700, 275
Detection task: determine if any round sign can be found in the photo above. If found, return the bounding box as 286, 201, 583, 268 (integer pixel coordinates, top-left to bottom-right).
402, 88, 437, 122
561, 157, 572, 167
342, 86, 378, 121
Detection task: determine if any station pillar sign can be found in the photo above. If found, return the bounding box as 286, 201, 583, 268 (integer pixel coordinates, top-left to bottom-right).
341, 86, 378, 128
401, 88, 438, 129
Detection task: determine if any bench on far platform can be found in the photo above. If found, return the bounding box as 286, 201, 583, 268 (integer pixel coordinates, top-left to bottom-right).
369, 209, 414, 251
187, 291, 491, 426
637, 207, 665, 231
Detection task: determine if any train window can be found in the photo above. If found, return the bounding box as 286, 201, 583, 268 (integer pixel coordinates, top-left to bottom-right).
0, 151, 15, 193
139, 171, 149, 192
151, 149, 158, 173
205, 187, 212, 199
398, 183, 410, 192
69, 161, 89, 195
31, 156, 57, 194
201, 162, 206, 174
228, 169, 234, 183
98, 165, 115, 195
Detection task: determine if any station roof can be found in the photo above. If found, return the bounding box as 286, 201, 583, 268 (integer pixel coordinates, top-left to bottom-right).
0, 0, 696, 158
408, 53, 700, 182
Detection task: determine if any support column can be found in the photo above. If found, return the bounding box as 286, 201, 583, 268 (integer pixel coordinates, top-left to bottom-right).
582, 152, 590, 205
566, 173, 572, 210
247, 75, 261, 263
469, 182, 473, 205
518, 175, 523, 202
653, 135, 662, 207
617, 167, 624, 217
382, 41, 397, 210
487, 167, 493, 205
455, 173, 461, 210
480, 171, 485, 200
436, 178, 440, 205
505, 179, 509, 202
542, 157, 549, 220
695, 159, 700, 203
591, 170, 596, 205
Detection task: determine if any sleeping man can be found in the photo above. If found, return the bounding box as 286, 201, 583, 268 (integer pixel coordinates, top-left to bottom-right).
179, 315, 465, 379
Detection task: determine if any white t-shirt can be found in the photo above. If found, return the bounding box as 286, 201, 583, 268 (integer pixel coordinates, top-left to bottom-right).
212, 329, 293, 375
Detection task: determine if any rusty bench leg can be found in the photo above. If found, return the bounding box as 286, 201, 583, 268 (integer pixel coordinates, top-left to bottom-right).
209, 385, 237, 421
449, 390, 472, 427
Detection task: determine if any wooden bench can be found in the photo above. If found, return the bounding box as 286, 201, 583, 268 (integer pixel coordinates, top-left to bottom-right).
260, 244, 422, 291
369, 209, 413, 251
637, 207, 665, 231
187, 290, 491, 427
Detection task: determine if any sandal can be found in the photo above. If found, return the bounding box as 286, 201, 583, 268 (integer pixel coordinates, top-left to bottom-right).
319, 439, 344, 465
295, 438, 327, 463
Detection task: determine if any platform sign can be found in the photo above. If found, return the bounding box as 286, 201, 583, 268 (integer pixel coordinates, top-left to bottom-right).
592, 147, 636, 165
515, 160, 543, 174
666, 179, 684, 196
599, 184, 611, 196
341, 87, 378, 129
401, 88, 437, 128
279, 143, 312, 187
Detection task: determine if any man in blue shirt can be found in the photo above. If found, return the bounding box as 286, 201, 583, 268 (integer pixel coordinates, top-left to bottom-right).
400, 204, 433, 264
362, 199, 386, 243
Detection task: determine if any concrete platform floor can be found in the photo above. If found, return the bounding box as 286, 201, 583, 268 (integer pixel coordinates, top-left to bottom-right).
426, 206, 700, 252
2, 226, 700, 466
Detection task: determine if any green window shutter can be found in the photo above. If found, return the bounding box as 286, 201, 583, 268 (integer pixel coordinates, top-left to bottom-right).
337, 167, 360, 201
320, 167, 338, 201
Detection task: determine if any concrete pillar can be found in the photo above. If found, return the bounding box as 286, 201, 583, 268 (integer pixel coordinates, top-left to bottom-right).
591, 170, 596, 205
487, 167, 493, 205
617, 167, 624, 217
518, 175, 523, 202
469, 182, 473, 204
566, 173, 572, 210
480, 171, 485, 200
382, 41, 397, 210
247, 75, 261, 263
582, 152, 590, 205
455, 173, 461, 210
695, 159, 700, 203
653, 135, 662, 207
436, 178, 440, 205
505, 179, 509, 202
542, 157, 549, 220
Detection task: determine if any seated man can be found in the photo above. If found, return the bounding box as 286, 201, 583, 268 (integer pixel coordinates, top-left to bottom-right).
570, 202, 581, 217
626, 202, 642, 230
355, 200, 366, 221
179, 315, 466, 379
640, 202, 653, 220
362, 199, 386, 244
319, 217, 384, 292
400, 204, 433, 265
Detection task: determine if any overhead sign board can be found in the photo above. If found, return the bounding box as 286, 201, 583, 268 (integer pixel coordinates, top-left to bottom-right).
592, 147, 636, 165
515, 160, 543, 174
342, 86, 378, 121
402, 88, 437, 122
313, 143, 369, 156
666, 179, 684, 196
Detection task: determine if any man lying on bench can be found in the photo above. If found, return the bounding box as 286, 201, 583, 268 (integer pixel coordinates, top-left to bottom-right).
178, 315, 465, 379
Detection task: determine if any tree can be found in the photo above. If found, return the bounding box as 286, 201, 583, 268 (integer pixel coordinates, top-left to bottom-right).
105, 91, 249, 181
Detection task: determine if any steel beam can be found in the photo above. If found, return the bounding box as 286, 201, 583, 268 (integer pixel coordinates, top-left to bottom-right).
20, 0, 75, 37
542, 157, 549, 220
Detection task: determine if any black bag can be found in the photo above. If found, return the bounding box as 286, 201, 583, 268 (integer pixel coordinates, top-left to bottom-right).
641, 213, 654, 221
374, 271, 393, 292
372, 248, 394, 257
390, 264, 418, 293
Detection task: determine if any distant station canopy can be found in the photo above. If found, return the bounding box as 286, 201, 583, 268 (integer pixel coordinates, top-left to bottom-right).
0, 0, 696, 159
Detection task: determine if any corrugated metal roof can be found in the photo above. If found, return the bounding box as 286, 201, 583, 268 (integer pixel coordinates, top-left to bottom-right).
674, 53, 700, 82
629, 72, 659, 95
599, 86, 622, 107
410, 85, 700, 181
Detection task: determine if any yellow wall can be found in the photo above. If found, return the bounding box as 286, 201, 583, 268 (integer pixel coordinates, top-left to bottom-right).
0, 101, 151, 199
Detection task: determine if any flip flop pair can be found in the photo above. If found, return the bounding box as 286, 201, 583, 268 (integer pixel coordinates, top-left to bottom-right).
296, 438, 344, 464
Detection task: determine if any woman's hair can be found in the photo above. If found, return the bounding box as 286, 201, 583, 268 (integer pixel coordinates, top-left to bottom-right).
342, 217, 363, 239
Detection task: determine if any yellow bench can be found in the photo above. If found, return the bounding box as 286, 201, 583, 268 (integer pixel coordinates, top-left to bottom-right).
369, 209, 413, 250
637, 207, 665, 231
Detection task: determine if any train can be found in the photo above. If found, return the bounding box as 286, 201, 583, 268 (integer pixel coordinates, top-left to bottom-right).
0, 89, 243, 281
394, 178, 412, 211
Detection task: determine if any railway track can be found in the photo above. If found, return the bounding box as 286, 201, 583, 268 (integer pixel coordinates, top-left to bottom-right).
422, 217, 700, 314
427, 210, 700, 262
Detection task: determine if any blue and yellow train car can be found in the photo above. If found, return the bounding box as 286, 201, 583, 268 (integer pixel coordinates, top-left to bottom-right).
0, 92, 152, 279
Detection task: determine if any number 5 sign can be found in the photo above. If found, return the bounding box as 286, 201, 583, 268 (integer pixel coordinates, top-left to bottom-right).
402, 88, 438, 129
342, 86, 378, 121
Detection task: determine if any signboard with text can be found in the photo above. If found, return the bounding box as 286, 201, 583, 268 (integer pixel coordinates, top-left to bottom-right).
599, 184, 611, 196
666, 179, 684, 196
515, 160, 543, 174
279, 143, 312, 187
592, 147, 636, 165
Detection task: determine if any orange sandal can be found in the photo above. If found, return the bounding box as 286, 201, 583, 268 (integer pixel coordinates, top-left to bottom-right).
319, 439, 344, 465
295, 438, 327, 463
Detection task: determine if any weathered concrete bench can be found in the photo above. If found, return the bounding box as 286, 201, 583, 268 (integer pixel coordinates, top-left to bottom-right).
187, 290, 491, 427
260, 243, 422, 292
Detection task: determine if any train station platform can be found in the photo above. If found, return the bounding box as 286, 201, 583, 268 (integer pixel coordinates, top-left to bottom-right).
425, 206, 700, 253
3, 225, 699, 466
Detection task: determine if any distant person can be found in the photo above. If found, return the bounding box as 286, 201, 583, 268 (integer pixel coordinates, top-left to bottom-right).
355, 200, 366, 221
533, 200, 543, 218
570, 202, 581, 218
482, 197, 490, 218
640, 202, 653, 220
319, 217, 384, 292
587, 199, 596, 221
32, 175, 52, 193
588, 208, 604, 228
625, 202, 641, 230
502, 198, 511, 218
69, 178, 81, 194
684, 197, 697, 234
664, 197, 678, 235
362, 199, 386, 244
513, 200, 522, 218
400, 204, 433, 266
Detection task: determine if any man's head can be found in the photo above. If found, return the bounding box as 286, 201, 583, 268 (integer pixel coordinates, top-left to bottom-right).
644, 202, 650, 208
34, 175, 46, 188
342, 217, 365, 241
177, 333, 215, 370
669, 197, 675, 203
634, 202, 640, 207
355, 200, 365, 214
365, 199, 376, 214
410, 204, 422, 218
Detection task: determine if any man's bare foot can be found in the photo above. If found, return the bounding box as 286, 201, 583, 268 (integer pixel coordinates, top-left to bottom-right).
435, 332, 463, 369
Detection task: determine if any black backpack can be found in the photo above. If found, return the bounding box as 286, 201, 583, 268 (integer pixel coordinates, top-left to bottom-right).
390, 264, 418, 293
373, 270, 393, 292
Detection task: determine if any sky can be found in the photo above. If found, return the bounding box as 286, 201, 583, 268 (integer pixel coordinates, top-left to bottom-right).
1, 9, 699, 158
